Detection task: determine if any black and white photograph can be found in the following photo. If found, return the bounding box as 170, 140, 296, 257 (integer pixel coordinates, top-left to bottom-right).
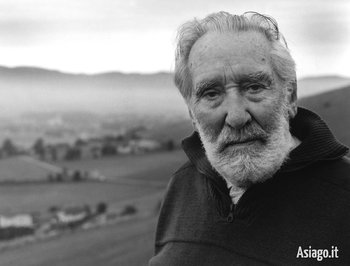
0, 0, 349, 265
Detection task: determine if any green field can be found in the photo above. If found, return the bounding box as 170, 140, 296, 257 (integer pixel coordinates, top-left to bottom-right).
56, 149, 187, 182
0, 182, 159, 214
0, 150, 188, 266
0, 216, 158, 266
0, 150, 187, 214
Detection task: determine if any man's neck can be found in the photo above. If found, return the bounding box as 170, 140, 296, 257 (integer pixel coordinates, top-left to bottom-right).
225, 180, 246, 204
291, 135, 301, 150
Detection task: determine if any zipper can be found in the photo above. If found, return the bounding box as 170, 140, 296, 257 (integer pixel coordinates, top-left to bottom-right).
226, 202, 235, 223
205, 176, 237, 223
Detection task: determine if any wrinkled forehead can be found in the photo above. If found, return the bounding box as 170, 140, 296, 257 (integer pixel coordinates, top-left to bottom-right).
188, 31, 273, 85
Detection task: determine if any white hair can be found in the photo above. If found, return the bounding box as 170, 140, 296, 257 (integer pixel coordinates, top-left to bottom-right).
174, 11, 297, 102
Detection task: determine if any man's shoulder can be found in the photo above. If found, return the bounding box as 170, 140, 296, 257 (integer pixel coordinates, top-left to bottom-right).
316, 156, 350, 192
174, 160, 196, 175
168, 160, 200, 186
164, 160, 205, 197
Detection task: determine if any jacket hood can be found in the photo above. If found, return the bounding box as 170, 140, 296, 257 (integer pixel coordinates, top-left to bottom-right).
182, 107, 349, 180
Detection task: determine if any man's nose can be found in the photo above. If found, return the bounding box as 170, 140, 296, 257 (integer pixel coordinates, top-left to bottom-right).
224, 92, 251, 130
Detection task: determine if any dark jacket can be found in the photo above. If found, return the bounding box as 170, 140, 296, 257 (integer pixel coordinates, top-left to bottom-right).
149, 108, 350, 266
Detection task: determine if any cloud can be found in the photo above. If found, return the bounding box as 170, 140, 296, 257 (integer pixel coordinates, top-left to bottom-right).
0, 0, 349, 76
0, 19, 52, 46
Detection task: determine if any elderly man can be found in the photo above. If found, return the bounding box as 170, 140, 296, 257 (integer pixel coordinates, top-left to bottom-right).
149, 11, 350, 265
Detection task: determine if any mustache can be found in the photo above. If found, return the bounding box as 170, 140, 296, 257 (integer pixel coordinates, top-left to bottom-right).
217, 123, 269, 152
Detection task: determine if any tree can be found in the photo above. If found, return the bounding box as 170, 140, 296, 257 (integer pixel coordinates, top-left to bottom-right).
96, 202, 108, 214
72, 170, 82, 182
65, 147, 81, 160
33, 138, 45, 159
55, 172, 63, 182
121, 205, 137, 216
74, 138, 86, 147
101, 143, 117, 156
2, 138, 17, 156
48, 206, 60, 213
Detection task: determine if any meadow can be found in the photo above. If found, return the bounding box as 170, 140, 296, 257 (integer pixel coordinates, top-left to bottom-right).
0, 216, 158, 266
0, 85, 348, 266
0, 182, 158, 214
0, 149, 188, 266
0, 150, 187, 214
56, 149, 188, 183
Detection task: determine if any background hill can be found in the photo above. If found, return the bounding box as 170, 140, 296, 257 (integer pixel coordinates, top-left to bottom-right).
0, 66, 349, 116
1, 66, 349, 96
0, 66, 187, 120
299, 86, 350, 148
0, 65, 349, 148
0, 66, 174, 90
297, 76, 350, 97
0, 156, 61, 183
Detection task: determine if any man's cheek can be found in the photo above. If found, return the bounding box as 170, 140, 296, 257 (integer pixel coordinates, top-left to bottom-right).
195, 110, 223, 139
251, 101, 281, 128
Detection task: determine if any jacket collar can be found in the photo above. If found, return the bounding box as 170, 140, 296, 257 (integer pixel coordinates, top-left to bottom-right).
182, 107, 349, 179
284, 107, 348, 171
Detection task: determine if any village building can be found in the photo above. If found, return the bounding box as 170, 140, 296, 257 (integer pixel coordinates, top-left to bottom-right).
0, 214, 34, 228
54, 206, 91, 228
0, 214, 35, 240
129, 139, 162, 154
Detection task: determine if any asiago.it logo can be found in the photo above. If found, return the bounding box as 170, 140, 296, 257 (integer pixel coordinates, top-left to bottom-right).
296, 246, 339, 261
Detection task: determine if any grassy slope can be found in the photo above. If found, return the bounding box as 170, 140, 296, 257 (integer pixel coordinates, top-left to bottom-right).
0, 151, 187, 265
0, 156, 61, 182
0, 216, 158, 266
0, 182, 158, 214
144, 120, 193, 145
299, 86, 350, 147
56, 150, 187, 182
0, 150, 187, 214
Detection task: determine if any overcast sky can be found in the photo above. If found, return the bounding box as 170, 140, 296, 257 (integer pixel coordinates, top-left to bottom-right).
0, 0, 349, 78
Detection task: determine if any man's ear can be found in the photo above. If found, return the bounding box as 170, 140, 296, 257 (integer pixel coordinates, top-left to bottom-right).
188, 108, 198, 131
286, 80, 298, 119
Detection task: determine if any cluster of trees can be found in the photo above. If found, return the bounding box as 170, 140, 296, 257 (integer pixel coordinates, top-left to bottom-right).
0, 138, 47, 158
33, 138, 82, 161
47, 169, 86, 182
0, 134, 177, 161
1, 138, 21, 157
0, 226, 34, 241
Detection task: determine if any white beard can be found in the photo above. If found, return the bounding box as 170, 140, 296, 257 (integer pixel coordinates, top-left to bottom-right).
195, 104, 294, 188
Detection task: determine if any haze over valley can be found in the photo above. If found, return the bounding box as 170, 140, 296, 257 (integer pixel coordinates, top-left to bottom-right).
0, 66, 349, 147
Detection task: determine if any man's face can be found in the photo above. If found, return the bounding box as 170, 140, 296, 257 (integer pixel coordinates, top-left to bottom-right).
187, 31, 294, 187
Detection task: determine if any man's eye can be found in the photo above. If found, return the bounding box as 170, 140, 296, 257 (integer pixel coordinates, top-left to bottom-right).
203, 90, 220, 99
245, 84, 265, 94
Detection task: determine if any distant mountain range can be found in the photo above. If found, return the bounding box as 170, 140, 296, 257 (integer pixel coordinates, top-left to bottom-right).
0, 65, 348, 148
0, 65, 187, 119
1, 65, 349, 95
0, 66, 174, 90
